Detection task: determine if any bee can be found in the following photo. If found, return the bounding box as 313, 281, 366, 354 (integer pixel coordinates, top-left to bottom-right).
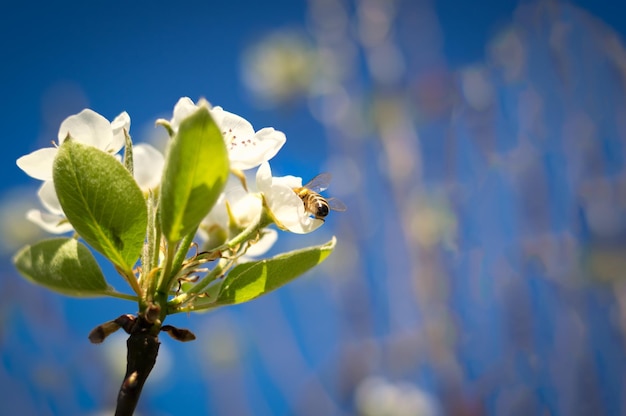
294, 173, 347, 220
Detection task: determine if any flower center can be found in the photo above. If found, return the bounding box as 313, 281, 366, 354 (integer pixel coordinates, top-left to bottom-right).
224, 128, 256, 151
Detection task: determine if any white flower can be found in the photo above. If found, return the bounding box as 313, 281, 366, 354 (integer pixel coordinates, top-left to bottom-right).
16, 108, 165, 233
16, 109, 130, 181
198, 175, 279, 257
169, 97, 286, 171
198, 176, 263, 239
169, 97, 199, 133
132, 143, 165, 191
256, 162, 323, 234
26, 181, 73, 234
26, 210, 72, 234
210, 106, 286, 171
23, 140, 162, 234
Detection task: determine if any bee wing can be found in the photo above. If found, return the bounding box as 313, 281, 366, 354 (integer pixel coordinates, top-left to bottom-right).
303, 173, 332, 193
327, 197, 347, 212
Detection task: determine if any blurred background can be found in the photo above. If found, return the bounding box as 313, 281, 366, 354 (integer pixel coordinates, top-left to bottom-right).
1, 0, 625, 414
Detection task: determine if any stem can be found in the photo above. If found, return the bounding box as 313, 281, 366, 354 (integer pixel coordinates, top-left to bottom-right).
170, 228, 197, 281
106, 292, 140, 302
115, 319, 160, 416
151, 241, 175, 301
166, 212, 272, 311
141, 191, 159, 294
167, 257, 232, 310
122, 129, 134, 175
151, 202, 162, 276
120, 268, 143, 297
207, 208, 273, 257
155, 246, 174, 296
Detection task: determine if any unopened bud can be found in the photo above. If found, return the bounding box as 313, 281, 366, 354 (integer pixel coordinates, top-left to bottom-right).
88, 320, 121, 344
161, 325, 196, 342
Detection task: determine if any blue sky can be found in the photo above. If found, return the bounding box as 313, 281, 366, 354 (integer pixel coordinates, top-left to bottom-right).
2, 0, 626, 415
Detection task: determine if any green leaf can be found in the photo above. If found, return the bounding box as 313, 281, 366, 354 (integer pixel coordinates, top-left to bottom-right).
160, 105, 229, 243
14, 238, 111, 297
53, 140, 147, 272
213, 237, 336, 307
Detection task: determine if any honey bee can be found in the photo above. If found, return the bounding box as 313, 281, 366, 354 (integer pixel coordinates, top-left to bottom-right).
294, 173, 346, 220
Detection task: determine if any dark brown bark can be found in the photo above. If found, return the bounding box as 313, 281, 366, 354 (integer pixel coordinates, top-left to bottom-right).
114, 329, 160, 416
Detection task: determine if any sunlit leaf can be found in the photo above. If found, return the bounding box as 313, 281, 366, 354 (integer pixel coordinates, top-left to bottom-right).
200, 237, 336, 309
160, 105, 229, 243
53, 140, 147, 272
14, 238, 111, 297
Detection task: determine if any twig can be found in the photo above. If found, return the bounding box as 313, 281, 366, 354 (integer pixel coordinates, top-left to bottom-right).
114, 319, 160, 416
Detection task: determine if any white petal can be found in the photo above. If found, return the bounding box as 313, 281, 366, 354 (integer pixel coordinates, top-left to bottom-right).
247, 127, 286, 164
215, 109, 255, 161
16, 148, 57, 181
230, 193, 263, 226
112, 111, 131, 132
26, 209, 73, 234
202, 193, 229, 230
133, 143, 165, 191
256, 162, 273, 191
215, 108, 285, 171
110, 111, 131, 153
292, 217, 324, 234
171, 97, 198, 131
38, 181, 63, 215
203, 178, 262, 230
273, 174, 302, 189
212, 107, 255, 139
58, 109, 114, 150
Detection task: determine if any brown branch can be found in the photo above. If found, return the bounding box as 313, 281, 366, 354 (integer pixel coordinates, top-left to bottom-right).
114, 320, 160, 416
90, 310, 195, 414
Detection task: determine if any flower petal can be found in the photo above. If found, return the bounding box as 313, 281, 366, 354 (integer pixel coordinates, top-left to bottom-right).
170, 97, 199, 132
111, 111, 131, 153
201, 176, 263, 231
133, 143, 165, 191
26, 209, 73, 234
230, 193, 263, 226
211, 107, 286, 170
249, 127, 286, 165
38, 181, 63, 215
16, 148, 58, 181
256, 161, 273, 191
202, 193, 228, 230
273, 174, 302, 189
58, 109, 115, 151
211, 106, 256, 140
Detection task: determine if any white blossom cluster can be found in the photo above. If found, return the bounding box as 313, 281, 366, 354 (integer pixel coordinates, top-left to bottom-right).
16, 97, 324, 257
